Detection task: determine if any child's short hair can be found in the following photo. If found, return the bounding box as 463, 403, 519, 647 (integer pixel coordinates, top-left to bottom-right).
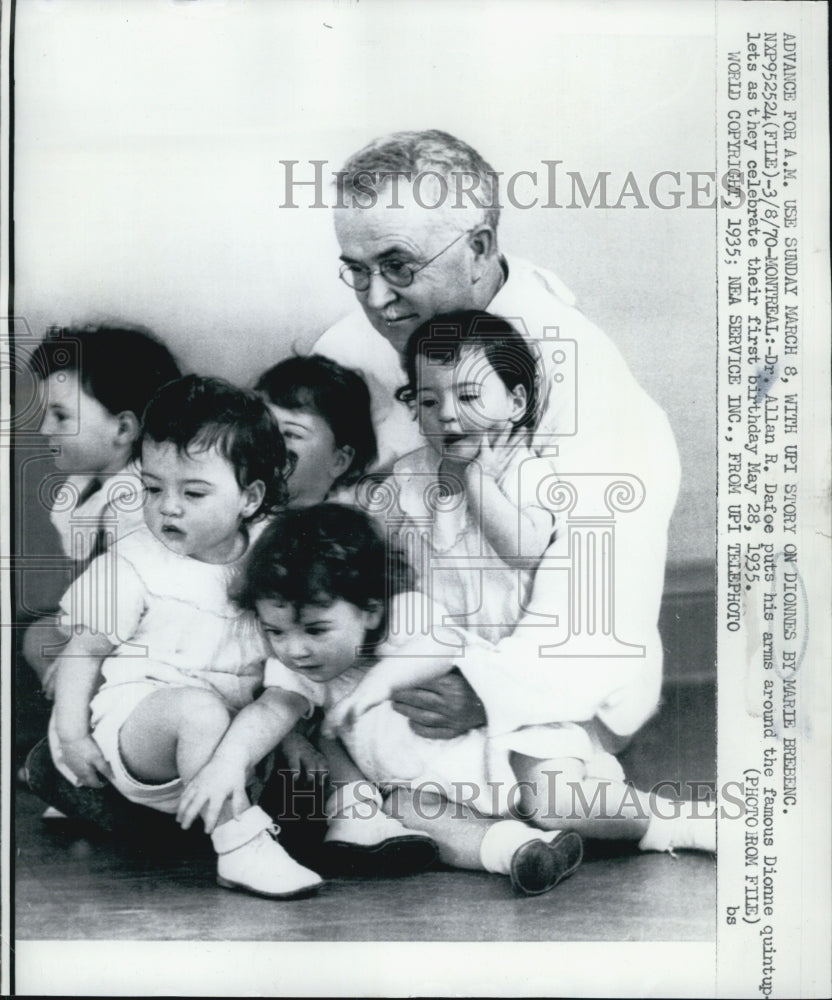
255, 355, 377, 487
236, 503, 414, 630
141, 375, 287, 518
397, 310, 541, 431
29, 324, 180, 420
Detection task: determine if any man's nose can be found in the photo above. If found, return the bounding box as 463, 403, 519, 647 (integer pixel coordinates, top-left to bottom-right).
364, 271, 398, 310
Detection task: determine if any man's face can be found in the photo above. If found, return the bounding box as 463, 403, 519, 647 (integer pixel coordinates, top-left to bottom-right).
334, 188, 482, 352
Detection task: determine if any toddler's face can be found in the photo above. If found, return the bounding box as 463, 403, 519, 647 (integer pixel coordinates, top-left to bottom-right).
38, 372, 127, 475
414, 349, 527, 459
141, 441, 263, 563
268, 406, 352, 507
256, 597, 382, 683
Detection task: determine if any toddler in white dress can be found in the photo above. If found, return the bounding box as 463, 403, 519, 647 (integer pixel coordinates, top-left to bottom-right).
49, 375, 325, 900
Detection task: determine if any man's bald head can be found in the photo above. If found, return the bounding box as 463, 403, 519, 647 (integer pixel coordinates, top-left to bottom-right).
337, 130, 501, 232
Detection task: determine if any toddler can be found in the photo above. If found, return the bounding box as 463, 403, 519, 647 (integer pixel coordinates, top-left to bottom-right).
392, 310, 556, 643
179, 504, 583, 896
323, 311, 716, 866
23, 324, 180, 694
254, 354, 382, 811
255, 354, 376, 507
49, 375, 324, 899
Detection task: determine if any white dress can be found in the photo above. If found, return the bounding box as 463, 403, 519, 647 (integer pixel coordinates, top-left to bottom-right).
390, 440, 556, 643
49, 523, 269, 798
49, 463, 145, 564
264, 592, 623, 817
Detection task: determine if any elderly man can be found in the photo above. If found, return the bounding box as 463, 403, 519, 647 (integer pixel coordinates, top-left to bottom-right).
315, 130, 680, 760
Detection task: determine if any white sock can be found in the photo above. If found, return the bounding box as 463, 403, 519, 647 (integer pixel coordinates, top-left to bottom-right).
479, 820, 559, 875
638, 798, 716, 854
325, 781, 383, 821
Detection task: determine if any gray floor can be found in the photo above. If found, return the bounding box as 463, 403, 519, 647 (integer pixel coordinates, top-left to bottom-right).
14, 676, 716, 944
15, 786, 715, 942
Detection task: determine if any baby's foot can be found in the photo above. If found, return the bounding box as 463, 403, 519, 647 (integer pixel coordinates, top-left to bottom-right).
213, 806, 323, 899
323, 810, 438, 877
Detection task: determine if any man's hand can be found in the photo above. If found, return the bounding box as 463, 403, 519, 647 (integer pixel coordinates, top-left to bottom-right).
391, 668, 486, 739
177, 753, 249, 834
59, 735, 113, 788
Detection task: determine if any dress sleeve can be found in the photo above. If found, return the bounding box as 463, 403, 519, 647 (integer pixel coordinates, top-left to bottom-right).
262, 657, 324, 718
58, 551, 146, 642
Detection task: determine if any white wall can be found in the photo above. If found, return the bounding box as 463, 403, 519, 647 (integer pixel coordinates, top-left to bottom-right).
13, 0, 716, 568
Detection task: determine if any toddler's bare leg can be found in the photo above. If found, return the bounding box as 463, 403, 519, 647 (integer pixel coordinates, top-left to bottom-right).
318, 734, 363, 787
383, 786, 497, 870
118, 686, 232, 777
512, 753, 652, 840
118, 687, 240, 827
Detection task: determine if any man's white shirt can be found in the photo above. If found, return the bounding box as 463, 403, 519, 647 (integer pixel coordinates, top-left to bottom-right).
314, 255, 681, 741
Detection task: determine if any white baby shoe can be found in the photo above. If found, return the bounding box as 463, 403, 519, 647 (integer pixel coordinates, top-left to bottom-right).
322, 783, 437, 876
212, 805, 324, 899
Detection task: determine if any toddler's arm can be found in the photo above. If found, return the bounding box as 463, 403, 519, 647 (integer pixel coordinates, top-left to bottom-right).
177, 686, 308, 833
464, 434, 553, 562
52, 628, 115, 787
323, 637, 456, 736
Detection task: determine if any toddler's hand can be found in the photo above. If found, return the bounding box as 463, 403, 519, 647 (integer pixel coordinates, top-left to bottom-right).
323, 675, 393, 738
177, 751, 249, 834
59, 735, 113, 788
467, 425, 514, 480
282, 730, 328, 785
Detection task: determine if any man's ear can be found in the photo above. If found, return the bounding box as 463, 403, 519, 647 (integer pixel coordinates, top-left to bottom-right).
114, 410, 141, 448
242, 479, 266, 518
467, 225, 498, 285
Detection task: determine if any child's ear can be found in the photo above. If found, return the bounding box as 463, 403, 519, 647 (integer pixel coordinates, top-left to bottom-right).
509, 385, 528, 424
332, 444, 355, 479
114, 410, 141, 447
241, 479, 266, 518
363, 599, 384, 633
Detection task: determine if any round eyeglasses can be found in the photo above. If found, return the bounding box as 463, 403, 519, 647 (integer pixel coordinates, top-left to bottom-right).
338, 229, 471, 292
